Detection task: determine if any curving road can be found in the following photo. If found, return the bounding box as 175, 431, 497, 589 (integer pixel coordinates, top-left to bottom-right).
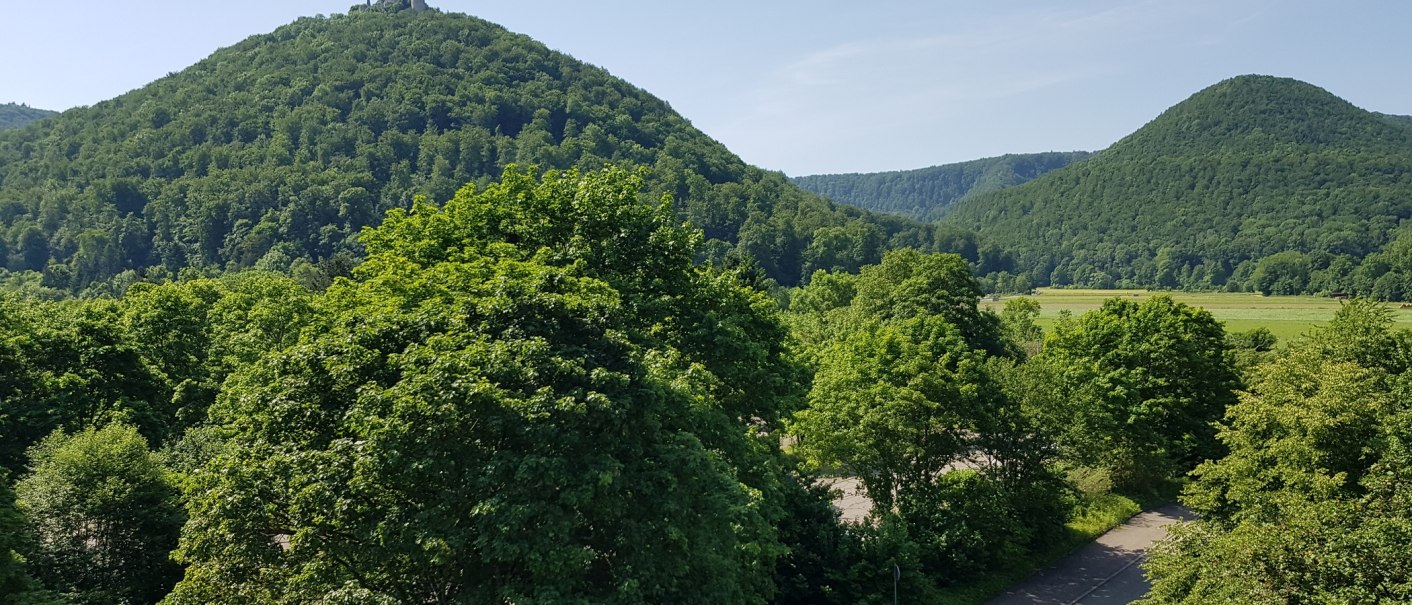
984, 504, 1194, 605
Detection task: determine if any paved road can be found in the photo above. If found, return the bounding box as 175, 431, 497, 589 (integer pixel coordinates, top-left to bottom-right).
822, 452, 995, 524
984, 504, 1194, 605
825, 477, 871, 523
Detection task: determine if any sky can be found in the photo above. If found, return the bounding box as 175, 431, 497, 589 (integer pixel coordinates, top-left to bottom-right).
2, 1, 1410, 176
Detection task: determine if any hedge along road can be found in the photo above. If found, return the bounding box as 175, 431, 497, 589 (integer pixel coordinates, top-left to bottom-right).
984, 504, 1195, 605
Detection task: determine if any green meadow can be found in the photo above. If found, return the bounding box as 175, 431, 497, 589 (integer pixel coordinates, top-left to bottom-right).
984, 288, 1412, 343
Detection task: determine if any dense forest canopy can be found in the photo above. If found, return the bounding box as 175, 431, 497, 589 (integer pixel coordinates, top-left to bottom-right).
0, 104, 56, 130
1, 166, 1197, 604
0, 7, 986, 295
792, 151, 1092, 222
5, 3, 1412, 601
1141, 301, 1412, 603
943, 76, 1412, 297
0, 161, 1375, 604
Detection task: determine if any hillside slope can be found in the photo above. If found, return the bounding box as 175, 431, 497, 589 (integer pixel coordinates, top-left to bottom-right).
0, 8, 977, 292
944, 75, 1412, 292
793, 151, 1092, 222
0, 103, 56, 130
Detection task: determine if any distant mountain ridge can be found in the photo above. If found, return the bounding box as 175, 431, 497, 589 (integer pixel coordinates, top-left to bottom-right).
792, 151, 1092, 222
0, 103, 56, 130
1378, 112, 1412, 129
943, 75, 1412, 294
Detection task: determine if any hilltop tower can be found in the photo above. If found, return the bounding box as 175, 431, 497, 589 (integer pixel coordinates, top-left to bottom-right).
411, 0, 428, 10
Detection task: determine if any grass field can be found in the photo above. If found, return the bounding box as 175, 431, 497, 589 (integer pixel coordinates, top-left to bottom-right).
981, 288, 1412, 343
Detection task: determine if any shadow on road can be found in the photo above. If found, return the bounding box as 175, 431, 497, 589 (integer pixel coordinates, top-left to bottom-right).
985, 504, 1194, 605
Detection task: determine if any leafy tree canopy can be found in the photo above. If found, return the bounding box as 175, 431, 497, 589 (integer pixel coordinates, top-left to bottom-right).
0, 271, 314, 472
169, 166, 809, 604
15, 423, 183, 604
786, 249, 1067, 590
0, 468, 39, 598
1038, 295, 1239, 488
1143, 300, 1412, 603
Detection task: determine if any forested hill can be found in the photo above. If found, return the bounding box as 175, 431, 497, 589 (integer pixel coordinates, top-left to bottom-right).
0, 8, 978, 294
792, 151, 1092, 222
0, 103, 56, 130
944, 75, 1412, 295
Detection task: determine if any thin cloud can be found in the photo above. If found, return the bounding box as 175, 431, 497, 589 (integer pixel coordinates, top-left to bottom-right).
717, 0, 1270, 174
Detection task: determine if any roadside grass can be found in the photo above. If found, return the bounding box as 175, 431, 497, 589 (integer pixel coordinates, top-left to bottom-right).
1065, 492, 1143, 538
984, 288, 1412, 343
932, 492, 1146, 605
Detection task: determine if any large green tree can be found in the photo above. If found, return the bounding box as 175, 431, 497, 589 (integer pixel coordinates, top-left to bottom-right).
1250, 250, 1312, 295
787, 250, 1064, 588
168, 166, 807, 604
848, 249, 1007, 356
16, 423, 184, 604
0, 297, 169, 470
794, 315, 1000, 513
0, 273, 310, 473
117, 271, 316, 429
1038, 295, 1238, 488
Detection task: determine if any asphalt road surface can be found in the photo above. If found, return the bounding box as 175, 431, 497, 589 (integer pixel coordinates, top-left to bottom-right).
823, 452, 994, 524
984, 504, 1195, 605
826, 477, 870, 523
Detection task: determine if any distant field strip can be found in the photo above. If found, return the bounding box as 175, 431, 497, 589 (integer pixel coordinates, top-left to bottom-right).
985, 288, 1412, 342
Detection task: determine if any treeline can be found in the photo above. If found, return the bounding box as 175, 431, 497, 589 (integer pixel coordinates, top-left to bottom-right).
0, 104, 55, 131
1, 167, 1245, 603
792, 151, 1091, 222
944, 76, 1412, 298
0, 7, 986, 294
981, 232, 1412, 300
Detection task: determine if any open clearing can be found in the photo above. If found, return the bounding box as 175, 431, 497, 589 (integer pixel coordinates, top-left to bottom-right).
983, 288, 1412, 343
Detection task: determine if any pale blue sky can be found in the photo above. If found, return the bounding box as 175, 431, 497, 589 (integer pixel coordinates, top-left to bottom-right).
2, 1, 1409, 175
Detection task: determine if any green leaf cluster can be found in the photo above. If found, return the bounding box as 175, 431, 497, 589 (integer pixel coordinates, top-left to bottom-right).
0, 272, 313, 472
1036, 296, 1239, 489
0, 273, 312, 602
15, 423, 184, 604
0, 296, 168, 470
1142, 300, 1412, 603
167, 166, 810, 604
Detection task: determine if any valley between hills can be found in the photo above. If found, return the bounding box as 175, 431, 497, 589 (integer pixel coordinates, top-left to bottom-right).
2, 2, 1410, 604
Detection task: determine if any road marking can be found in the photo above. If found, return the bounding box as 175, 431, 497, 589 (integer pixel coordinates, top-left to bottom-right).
1064, 553, 1146, 605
